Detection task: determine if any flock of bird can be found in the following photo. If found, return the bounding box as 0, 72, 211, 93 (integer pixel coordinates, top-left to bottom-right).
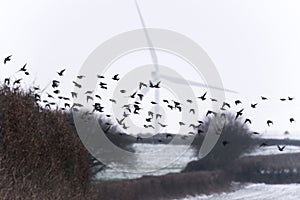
1, 55, 297, 152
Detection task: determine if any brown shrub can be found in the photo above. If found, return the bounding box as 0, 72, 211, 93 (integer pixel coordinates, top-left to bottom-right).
0, 86, 90, 199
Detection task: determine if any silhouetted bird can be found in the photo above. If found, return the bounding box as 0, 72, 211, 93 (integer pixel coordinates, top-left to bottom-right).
57, 69, 66, 76
93, 103, 104, 112
77, 75, 85, 79
149, 81, 161, 88
139, 82, 147, 90
18, 63, 27, 72
109, 99, 117, 104
163, 99, 169, 104
137, 94, 144, 101
73, 81, 82, 88
168, 105, 174, 110
116, 117, 126, 125
267, 120, 273, 127
280, 98, 286, 101
187, 99, 193, 103
64, 103, 70, 108
189, 109, 195, 114
112, 74, 120, 81
156, 114, 162, 119
179, 122, 185, 126
13, 79, 22, 85
52, 80, 60, 88
4, 55, 12, 64
87, 96, 93, 102
97, 75, 105, 79
122, 124, 129, 130
146, 118, 152, 122
222, 102, 231, 109
158, 122, 167, 128
53, 90, 60, 94
252, 132, 260, 135
206, 110, 217, 117
4, 78, 10, 85
95, 94, 101, 100
120, 89, 126, 93
177, 106, 182, 112
151, 101, 157, 105
85, 90, 93, 95
251, 103, 258, 108
235, 109, 244, 119
235, 100, 242, 105
198, 92, 207, 101
148, 111, 154, 118
261, 96, 268, 100
129, 91, 137, 98
47, 93, 54, 99
244, 118, 252, 124
210, 98, 218, 102
290, 118, 295, 123
277, 145, 286, 152
288, 97, 294, 101
71, 92, 77, 98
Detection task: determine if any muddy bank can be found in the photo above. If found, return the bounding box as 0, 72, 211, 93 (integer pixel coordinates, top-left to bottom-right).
89, 170, 232, 200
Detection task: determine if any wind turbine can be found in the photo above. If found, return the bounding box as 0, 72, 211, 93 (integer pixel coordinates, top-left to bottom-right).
134, 0, 238, 134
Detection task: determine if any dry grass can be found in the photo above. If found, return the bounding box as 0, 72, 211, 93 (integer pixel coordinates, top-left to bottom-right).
0, 85, 91, 199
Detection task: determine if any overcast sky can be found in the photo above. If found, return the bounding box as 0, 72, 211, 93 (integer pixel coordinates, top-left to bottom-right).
0, 0, 300, 137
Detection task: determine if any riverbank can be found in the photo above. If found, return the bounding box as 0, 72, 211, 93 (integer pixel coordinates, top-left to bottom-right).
90, 170, 232, 200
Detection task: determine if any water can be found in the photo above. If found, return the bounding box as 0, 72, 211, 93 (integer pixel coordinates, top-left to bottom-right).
182, 183, 300, 200
95, 144, 198, 181
96, 140, 300, 199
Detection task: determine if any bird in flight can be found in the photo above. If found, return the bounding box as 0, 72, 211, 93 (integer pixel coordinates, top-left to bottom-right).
77, 75, 85, 79
251, 103, 258, 108
290, 118, 295, 123
112, 74, 120, 81
206, 110, 217, 117
222, 102, 231, 109
198, 92, 207, 101
235, 100, 242, 105
252, 131, 260, 135
13, 79, 22, 85
4, 55, 12, 64
244, 118, 252, 124
52, 80, 60, 88
210, 98, 218, 102
137, 94, 144, 101
139, 82, 148, 90
57, 69, 66, 76
73, 81, 82, 88
18, 63, 27, 72
158, 122, 167, 128
288, 97, 294, 101
235, 109, 244, 119
149, 81, 161, 88
267, 120, 273, 127
129, 91, 137, 98
189, 109, 195, 114
261, 96, 268, 100
277, 145, 286, 152
280, 98, 286, 101
187, 99, 193, 104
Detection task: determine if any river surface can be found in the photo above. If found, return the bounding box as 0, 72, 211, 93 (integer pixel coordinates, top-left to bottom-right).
96, 131, 300, 199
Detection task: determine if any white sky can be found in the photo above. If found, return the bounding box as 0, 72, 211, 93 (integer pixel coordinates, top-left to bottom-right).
0, 0, 300, 137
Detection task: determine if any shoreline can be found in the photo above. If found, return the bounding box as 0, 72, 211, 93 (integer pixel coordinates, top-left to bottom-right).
88, 170, 233, 200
